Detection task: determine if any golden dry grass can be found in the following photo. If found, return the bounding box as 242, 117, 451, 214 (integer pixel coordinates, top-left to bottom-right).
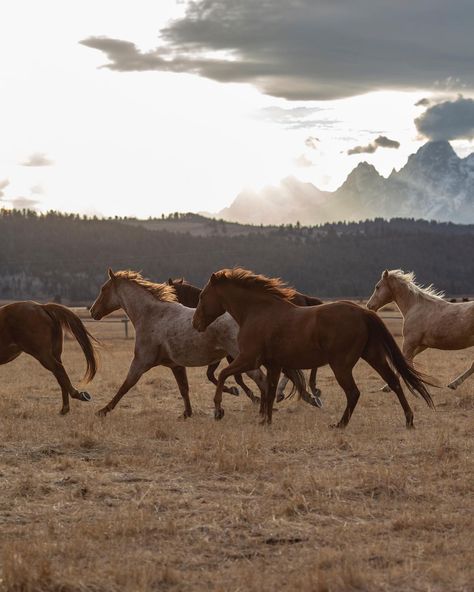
0, 315, 473, 592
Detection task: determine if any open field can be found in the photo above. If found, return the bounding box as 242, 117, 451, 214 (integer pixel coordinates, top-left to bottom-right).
0, 315, 473, 592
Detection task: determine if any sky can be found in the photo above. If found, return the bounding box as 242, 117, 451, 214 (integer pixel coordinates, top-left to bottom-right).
1, 0, 474, 217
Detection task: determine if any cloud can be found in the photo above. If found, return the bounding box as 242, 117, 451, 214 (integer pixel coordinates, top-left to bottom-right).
305, 136, 320, 150
30, 184, 44, 195
7, 196, 40, 210
348, 135, 400, 155
0, 179, 9, 198
414, 96, 474, 140
80, 1, 474, 101
20, 152, 54, 166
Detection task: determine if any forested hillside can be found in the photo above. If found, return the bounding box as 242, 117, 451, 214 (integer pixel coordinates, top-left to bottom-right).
1, 210, 473, 303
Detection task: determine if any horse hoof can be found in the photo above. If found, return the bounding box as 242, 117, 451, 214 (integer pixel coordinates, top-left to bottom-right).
251, 395, 261, 405
59, 408, 69, 416
447, 383, 457, 390
276, 394, 285, 403
381, 385, 391, 393
228, 386, 239, 397
311, 388, 322, 399
79, 392, 92, 402
96, 408, 108, 418
312, 396, 323, 408
182, 410, 192, 419
214, 408, 225, 420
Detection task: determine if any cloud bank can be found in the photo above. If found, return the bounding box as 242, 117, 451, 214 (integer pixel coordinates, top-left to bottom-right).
81, 1, 474, 100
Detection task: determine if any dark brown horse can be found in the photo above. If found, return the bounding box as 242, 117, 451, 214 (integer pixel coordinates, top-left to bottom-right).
169, 277, 324, 404
192, 268, 434, 428
0, 301, 99, 414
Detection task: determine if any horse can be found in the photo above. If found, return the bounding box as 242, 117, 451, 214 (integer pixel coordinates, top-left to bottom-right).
367, 269, 474, 389
168, 278, 255, 401
169, 277, 324, 407
192, 268, 434, 428
90, 269, 272, 418
0, 301, 99, 414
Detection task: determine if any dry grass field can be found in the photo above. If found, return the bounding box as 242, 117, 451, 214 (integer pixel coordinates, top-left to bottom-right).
0, 312, 473, 592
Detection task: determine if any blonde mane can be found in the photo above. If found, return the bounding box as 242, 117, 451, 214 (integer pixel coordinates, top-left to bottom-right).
388, 269, 445, 300
213, 268, 296, 300
114, 270, 177, 302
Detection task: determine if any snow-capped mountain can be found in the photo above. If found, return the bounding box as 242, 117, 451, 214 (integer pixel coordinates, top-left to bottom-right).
216, 141, 474, 224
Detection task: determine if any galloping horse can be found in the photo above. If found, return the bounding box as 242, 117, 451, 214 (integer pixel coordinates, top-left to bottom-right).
90, 269, 271, 418
193, 268, 434, 428
169, 277, 323, 406
367, 269, 474, 389
0, 301, 98, 414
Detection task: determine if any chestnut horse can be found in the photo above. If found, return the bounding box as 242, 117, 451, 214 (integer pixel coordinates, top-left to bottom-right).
169, 277, 324, 406
0, 301, 99, 414
90, 269, 270, 418
193, 268, 434, 428
367, 269, 474, 389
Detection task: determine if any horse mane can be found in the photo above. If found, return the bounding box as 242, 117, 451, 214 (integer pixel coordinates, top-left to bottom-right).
212, 268, 296, 300
388, 269, 445, 300
114, 270, 177, 302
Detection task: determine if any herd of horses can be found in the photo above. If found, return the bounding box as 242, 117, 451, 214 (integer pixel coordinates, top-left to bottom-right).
1, 267, 472, 429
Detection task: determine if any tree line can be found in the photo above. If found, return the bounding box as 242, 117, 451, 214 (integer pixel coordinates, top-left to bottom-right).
0, 209, 473, 304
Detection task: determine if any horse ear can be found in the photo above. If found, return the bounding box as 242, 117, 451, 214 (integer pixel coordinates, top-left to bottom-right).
210, 272, 217, 285
177, 278, 183, 285
167, 278, 173, 286
382, 269, 389, 279
108, 268, 115, 280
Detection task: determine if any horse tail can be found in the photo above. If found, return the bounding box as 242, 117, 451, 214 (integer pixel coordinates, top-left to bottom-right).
282, 368, 307, 399
365, 311, 435, 408
43, 303, 100, 383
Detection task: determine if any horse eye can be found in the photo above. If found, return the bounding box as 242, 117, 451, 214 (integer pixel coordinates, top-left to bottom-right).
375, 286, 379, 290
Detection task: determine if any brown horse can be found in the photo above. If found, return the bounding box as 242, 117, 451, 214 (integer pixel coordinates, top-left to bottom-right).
192, 268, 434, 428
0, 301, 99, 414
169, 277, 324, 405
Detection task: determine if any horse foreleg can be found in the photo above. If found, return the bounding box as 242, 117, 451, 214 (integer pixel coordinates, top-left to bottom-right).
263, 366, 281, 425
97, 356, 151, 417
243, 368, 265, 404
448, 360, 474, 390
206, 360, 239, 397
214, 356, 256, 420
171, 366, 192, 418
276, 374, 289, 402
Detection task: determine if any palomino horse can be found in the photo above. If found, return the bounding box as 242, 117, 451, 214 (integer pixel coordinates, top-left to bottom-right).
192, 268, 434, 427
0, 301, 98, 414
169, 277, 323, 406
367, 269, 474, 389
90, 269, 270, 418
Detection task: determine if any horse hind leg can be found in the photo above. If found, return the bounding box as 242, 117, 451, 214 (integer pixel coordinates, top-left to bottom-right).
447, 361, 474, 390
364, 351, 414, 428
36, 351, 79, 415
171, 366, 192, 418
330, 364, 360, 428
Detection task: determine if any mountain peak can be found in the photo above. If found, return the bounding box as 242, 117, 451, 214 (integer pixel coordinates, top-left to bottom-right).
414, 140, 457, 162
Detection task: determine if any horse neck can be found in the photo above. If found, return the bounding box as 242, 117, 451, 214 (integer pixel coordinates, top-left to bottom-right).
115, 281, 168, 326
389, 279, 421, 316
218, 284, 289, 325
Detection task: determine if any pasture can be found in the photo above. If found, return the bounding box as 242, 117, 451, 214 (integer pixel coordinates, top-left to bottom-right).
0, 312, 473, 592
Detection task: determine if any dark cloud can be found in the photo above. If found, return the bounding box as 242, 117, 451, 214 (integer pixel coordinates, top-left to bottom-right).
20, 152, 54, 167
0, 179, 9, 198
415, 96, 474, 140
374, 135, 400, 149
415, 98, 430, 107
80, 1, 474, 101
348, 135, 400, 155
